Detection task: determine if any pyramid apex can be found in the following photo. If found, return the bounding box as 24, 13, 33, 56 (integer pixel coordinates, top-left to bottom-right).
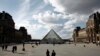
50, 29, 54, 30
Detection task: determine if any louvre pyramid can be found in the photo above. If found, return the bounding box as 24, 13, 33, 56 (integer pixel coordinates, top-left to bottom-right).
41, 29, 63, 44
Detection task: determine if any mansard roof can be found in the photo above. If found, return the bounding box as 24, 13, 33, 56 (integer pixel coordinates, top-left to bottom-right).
89, 12, 100, 19
0, 11, 15, 24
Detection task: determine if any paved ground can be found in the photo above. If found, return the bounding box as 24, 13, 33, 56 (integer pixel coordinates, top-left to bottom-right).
0, 43, 100, 56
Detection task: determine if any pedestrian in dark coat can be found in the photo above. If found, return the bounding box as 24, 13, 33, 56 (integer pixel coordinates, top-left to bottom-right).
46, 49, 50, 56
15, 46, 17, 52
1, 45, 4, 51
51, 50, 56, 56
12, 46, 15, 53
5, 45, 8, 50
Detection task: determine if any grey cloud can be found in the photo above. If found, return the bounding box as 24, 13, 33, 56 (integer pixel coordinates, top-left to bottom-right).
42, 18, 68, 24
48, 0, 100, 14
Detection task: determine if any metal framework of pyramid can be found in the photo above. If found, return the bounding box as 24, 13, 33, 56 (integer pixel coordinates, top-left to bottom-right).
41, 29, 63, 44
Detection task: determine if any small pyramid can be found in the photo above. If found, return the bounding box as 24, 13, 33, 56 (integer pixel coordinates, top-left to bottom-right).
41, 29, 63, 44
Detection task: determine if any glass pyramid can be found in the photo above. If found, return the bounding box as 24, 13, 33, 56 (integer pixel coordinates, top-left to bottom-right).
41, 29, 63, 44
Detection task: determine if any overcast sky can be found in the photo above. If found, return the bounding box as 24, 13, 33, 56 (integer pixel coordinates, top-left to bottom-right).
0, 0, 100, 39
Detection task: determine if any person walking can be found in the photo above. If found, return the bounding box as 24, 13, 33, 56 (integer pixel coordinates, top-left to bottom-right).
1, 44, 4, 51
51, 50, 56, 56
5, 44, 8, 50
46, 49, 50, 56
12, 46, 15, 53
22, 42, 25, 51
15, 46, 17, 52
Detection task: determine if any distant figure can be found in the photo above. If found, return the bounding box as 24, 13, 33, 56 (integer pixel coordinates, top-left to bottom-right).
31, 43, 34, 48
32, 45, 34, 48
22, 42, 25, 51
1, 45, 4, 51
74, 44, 76, 46
51, 50, 56, 56
83, 45, 86, 47
12, 45, 17, 53
98, 41, 100, 46
12, 46, 15, 53
35, 42, 38, 46
5, 45, 8, 50
15, 46, 17, 52
46, 49, 50, 56
22, 47, 25, 51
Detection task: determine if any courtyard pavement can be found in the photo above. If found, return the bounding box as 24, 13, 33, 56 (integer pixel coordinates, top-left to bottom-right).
0, 43, 100, 56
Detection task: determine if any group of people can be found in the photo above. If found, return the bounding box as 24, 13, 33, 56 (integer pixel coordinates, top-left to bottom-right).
1, 44, 56, 56
1, 44, 8, 51
1, 44, 25, 53
2, 44, 17, 53
46, 49, 56, 56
